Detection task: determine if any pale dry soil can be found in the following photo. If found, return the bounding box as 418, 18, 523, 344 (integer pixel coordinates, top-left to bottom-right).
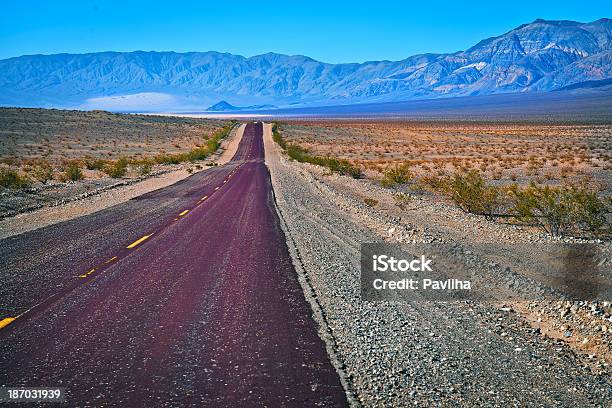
263, 123, 611, 407
281, 121, 612, 190
0, 108, 225, 165
0, 124, 244, 240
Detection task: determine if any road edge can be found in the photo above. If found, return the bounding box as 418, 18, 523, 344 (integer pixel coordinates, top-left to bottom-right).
262, 122, 360, 408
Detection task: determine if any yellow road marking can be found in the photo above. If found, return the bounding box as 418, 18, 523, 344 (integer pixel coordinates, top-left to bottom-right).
179, 209, 189, 216
0, 317, 16, 330
214, 186, 219, 191
200, 195, 208, 201
105, 256, 118, 263
126, 234, 152, 249
79, 268, 96, 278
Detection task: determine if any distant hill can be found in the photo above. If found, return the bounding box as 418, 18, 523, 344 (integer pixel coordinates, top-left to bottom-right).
206, 100, 277, 112
0, 18, 610, 111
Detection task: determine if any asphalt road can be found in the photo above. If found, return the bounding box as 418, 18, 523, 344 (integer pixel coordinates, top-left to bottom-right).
0, 123, 347, 407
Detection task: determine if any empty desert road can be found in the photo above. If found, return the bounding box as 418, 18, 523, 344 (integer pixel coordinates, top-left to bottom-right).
0, 123, 348, 406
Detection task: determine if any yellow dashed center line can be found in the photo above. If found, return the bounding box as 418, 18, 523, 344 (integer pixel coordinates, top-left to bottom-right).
78, 268, 96, 278
2, 165, 242, 332
0, 317, 16, 330
126, 234, 153, 249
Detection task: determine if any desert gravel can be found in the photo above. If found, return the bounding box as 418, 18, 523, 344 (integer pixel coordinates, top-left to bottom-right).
263, 123, 611, 407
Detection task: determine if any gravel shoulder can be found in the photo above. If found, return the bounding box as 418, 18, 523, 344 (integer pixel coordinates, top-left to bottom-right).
263, 123, 611, 407
0, 124, 244, 240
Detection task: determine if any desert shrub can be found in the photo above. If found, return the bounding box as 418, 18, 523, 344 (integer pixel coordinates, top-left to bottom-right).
32, 162, 54, 184
416, 174, 448, 192
393, 192, 412, 210
381, 163, 413, 187
286, 144, 308, 161
272, 123, 287, 149
0, 167, 31, 189
153, 122, 234, 166
273, 125, 362, 179
509, 183, 610, 236
324, 157, 363, 178
445, 170, 502, 218
364, 198, 379, 207
84, 158, 107, 171
285, 144, 362, 178
104, 158, 128, 178
64, 162, 84, 181
155, 154, 183, 165
205, 137, 220, 152
138, 162, 152, 176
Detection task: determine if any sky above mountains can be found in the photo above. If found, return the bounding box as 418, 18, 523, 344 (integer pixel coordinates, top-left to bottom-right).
2, 17, 610, 111
1, 0, 611, 63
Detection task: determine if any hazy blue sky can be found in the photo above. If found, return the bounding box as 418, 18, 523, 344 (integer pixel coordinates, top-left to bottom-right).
1, 1, 610, 63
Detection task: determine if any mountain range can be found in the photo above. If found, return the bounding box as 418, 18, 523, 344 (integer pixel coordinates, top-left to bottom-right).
0, 18, 610, 111
205, 100, 277, 112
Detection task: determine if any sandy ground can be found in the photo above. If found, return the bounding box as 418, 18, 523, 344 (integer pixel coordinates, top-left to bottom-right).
0, 124, 245, 240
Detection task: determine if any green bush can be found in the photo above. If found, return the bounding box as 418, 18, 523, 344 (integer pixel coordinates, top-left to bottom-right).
445, 170, 502, 218
155, 154, 183, 165
381, 163, 413, 187
0, 167, 31, 189
415, 174, 448, 192
32, 162, 54, 184
104, 158, 128, 178
509, 183, 609, 236
283, 142, 363, 179
272, 123, 287, 149
138, 162, 152, 176
84, 158, 107, 171
154, 122, 235, 166
64, 162, 84, 181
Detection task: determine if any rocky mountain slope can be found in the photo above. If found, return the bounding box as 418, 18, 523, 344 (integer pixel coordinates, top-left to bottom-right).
0, 18, 610, 110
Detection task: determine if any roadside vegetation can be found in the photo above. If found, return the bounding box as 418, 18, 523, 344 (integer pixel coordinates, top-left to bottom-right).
63, 161, 84, 181
278, 121, 611, 238
0, 167, 31, 189
152, 121, 234, 166
384, 167, 610, 238
381, 163, 413, 187
0, 120, 236, 188
273, 123, 363, 179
